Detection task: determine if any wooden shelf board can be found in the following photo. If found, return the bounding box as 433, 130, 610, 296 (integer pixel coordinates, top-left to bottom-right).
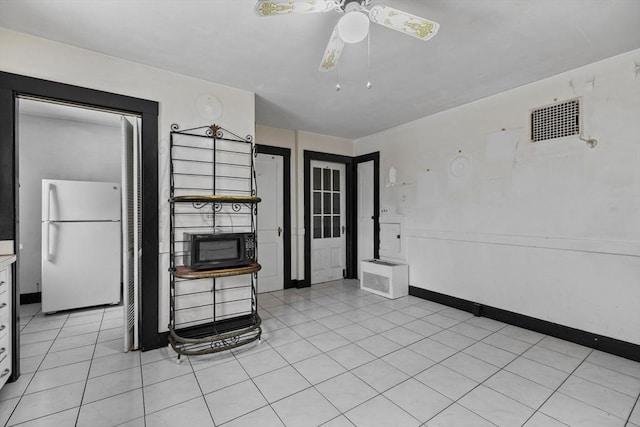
170, 195, 261, 204
172, 262, 261, 279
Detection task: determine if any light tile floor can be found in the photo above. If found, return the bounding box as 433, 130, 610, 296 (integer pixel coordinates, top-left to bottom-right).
1, 279, 640, 426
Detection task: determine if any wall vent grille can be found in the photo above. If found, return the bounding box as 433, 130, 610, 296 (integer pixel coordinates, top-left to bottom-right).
531, 98, 580, 142
362, 272, 390, 294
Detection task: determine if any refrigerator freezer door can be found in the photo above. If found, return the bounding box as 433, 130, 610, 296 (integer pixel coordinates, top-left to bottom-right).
42, 221, 121, 313
42, 179, 121, 222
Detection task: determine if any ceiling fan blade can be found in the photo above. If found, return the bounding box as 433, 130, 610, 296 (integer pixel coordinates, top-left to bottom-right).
255, 1, 337, 17
319, 24, 344, 72
368, 5, 439, 41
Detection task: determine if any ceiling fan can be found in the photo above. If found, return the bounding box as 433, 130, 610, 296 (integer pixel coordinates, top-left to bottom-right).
255, 0, 440, 72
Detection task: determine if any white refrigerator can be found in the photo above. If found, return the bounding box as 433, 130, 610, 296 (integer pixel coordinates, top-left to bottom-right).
41, 179, 121, 313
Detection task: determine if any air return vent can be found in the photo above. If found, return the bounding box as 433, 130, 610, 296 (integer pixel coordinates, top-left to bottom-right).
531, 98, 580, 142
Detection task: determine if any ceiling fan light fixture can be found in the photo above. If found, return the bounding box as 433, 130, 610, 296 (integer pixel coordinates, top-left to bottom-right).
337, 11, 369, 43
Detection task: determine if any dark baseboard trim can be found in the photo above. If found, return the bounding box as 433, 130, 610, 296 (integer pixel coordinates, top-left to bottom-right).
158, 331, 169, 348
409, 286, 640, 363
286, 279, 299, 289
20, 292, 41, 305
296, 279, 310, 288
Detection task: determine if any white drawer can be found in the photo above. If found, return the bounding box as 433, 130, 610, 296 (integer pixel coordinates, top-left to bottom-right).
0, 291, 8, 342
0, 335, 7, 362
0, 318, 7, 343
0, 268, 7, 296
0, 348, 10, 388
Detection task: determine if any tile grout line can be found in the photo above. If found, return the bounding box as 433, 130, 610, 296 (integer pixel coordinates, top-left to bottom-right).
74, 307, 108, 426
258, 285, 425, 424
6, 305, 69, 426
229, 340, 291, 426
14, 282, 640, 427
419, 322, 542, 427
8, 305, 110, 425
276, 285, 543, 423
263, 282, 551, 426
625, 390, 640, 427
187, 351, 218, 426
520, 348, 595, 426
139, 341, 147, 427
269, 287, 478, 425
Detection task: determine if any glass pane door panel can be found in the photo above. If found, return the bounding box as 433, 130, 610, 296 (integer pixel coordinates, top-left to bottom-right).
313, 168, 322, 190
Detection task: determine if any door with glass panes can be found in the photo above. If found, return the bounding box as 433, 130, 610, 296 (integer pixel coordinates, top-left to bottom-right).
310, 161, 346, 284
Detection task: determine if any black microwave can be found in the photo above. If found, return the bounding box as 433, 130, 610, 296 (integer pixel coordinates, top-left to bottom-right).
183, 232, 256, 270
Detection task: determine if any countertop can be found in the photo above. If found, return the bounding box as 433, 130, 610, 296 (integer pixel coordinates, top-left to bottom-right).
0, 255, 16, 269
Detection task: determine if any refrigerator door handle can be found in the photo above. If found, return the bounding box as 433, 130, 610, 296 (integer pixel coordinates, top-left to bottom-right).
44, 221, 54, 262
44, 182, 54, 221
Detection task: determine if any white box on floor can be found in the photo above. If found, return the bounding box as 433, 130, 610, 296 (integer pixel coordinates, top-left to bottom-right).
360, 259, 408, 299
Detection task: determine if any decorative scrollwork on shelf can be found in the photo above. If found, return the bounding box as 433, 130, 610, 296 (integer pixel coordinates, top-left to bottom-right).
168, 120, 260, 357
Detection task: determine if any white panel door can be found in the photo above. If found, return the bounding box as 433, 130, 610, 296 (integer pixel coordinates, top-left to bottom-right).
256, 153, 284, 293
310, 161, 346, 284
357, 160, 374, 279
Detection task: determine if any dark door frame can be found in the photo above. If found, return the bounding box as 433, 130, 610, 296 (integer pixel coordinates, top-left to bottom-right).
255, 144, 293, 289
302, 150, 380, 287
355, 152, 380, 261
0, 72, 160, 381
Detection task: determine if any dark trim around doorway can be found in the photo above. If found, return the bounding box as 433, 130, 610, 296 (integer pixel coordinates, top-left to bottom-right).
303, 150, 356, 287
256, 144, 293, 289
355, 152, 381, 262
0, 71, 160, 382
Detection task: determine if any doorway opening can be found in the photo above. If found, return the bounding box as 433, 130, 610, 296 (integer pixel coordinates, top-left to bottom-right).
0, 71, 159, 382
355, 152, 380, 279
255, 145, 292, 292
303, 151, 354, 287
17, 98, 141, 352
303, 150, 380, 287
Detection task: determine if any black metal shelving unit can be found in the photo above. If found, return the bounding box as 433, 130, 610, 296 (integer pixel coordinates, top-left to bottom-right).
168, 124, 261, 357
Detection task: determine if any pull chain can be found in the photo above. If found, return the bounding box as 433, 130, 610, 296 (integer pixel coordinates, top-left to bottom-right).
366, 30, 372, 89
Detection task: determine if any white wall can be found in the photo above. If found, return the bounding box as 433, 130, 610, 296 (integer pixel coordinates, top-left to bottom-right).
18, 113, 121, 295
1, 28, 255, 332
355, 49, 640, 345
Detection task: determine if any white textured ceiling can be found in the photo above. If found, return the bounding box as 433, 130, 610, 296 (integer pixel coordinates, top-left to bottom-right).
1, 0, 639, 139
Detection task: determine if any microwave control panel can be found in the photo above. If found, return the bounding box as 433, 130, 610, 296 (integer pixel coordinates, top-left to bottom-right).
245, 233, 256, 261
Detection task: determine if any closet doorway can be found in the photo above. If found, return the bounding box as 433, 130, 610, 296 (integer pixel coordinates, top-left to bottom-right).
0, 71, 159, 381
17, 98, 141, 352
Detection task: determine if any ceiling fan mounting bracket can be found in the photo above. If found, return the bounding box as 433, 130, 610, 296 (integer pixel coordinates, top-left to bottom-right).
339, 0, 370, 13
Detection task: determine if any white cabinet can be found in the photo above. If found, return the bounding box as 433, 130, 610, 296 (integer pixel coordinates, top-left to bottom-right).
379, 215, 406, 261
0, 255, 15, 391
360, 259, 408, 299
